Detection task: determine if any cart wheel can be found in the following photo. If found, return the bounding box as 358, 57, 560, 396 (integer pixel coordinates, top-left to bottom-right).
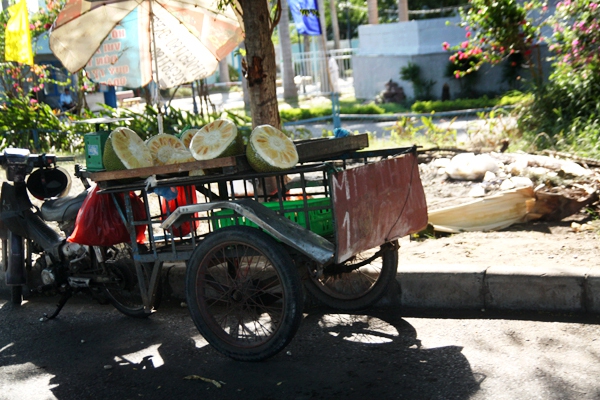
186, 226, 303, 361
102, 243, 161, 318
304, 241, 399, 311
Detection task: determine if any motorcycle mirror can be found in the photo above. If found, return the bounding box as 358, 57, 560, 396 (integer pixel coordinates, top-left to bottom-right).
26, 166, 72, 200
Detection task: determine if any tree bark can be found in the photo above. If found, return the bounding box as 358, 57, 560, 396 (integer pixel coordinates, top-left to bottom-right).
367, 0, 378, 25
218, 58, 230, 83
398, 0, 409, 22
238, 0, 281, 129
330, 0, 340, 50
279, 0, 298, 101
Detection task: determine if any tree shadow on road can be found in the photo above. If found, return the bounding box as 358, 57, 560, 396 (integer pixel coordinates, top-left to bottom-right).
0, 296, 483, 400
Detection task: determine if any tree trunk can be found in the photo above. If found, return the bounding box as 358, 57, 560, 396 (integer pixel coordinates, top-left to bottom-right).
238, 0, 281, 129
303, 34, 311, 83
218, 59, 230, 83
367, 0, 378, 24
330, 0, 341, 50
239, 42, 251, 114
317, 0, 329, 93
398, 0, 409, 22
279, 0, 298, 101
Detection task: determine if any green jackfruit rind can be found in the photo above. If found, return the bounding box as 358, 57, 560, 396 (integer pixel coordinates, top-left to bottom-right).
246, 125, 298, 172
247, 139, 283, 172
220, 134, 244, 157
103, 135, 127, 171
179, 128, 200, 148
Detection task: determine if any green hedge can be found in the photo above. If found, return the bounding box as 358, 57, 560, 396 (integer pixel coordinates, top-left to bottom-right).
411, 92, 530, 113
280, 93, 529, 122
280, 103, 386, 122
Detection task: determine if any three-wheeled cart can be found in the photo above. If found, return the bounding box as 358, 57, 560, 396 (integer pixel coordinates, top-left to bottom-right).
84, 135, 428, 361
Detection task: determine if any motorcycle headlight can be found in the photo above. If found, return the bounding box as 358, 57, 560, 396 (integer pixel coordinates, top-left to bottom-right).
26, 166, 72, 200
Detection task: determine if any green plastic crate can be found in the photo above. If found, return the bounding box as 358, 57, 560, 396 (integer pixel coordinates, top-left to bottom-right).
212, 197, 334, 237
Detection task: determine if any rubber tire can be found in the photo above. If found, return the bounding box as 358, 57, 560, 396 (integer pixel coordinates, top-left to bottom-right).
1, 239, 5, 271
186, 226, 304, 361
304, 243, 399, 311
11, 285, 23, 305
102, 244, 161, 318
5, 232, 24, 306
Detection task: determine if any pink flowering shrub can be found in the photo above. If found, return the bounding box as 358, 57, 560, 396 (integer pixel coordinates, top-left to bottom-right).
445, 0, 546, 86
521, 0, 600, 156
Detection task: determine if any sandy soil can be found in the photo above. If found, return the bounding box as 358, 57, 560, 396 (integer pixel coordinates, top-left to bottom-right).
398, 159, 600, 269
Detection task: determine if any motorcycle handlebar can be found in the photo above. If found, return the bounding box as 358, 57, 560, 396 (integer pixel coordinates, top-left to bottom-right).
0, 151, 57, 170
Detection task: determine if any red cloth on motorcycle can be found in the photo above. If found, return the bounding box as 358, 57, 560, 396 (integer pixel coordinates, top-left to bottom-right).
67, 185, 147, 246
160, 186, 199, 237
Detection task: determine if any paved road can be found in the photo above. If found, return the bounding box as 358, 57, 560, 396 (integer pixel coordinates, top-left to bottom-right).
168, 91, 496, 144
1, 293, 599, 400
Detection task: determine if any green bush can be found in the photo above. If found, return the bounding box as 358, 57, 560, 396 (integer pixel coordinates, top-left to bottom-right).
279, 103, 385, 122
400, 62, 436, 101
515, 0, 600, 157
0, 98, 93, 152
99, 105, 252, 141
411, 92, 528, 113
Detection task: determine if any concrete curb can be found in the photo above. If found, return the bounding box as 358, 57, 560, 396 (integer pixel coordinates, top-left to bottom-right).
2, 263, 599, 314
397, 264, 599, 314
163, 264, 600, 314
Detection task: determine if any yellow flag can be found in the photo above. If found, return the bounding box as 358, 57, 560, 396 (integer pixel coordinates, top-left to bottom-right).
5, 0, 34, 65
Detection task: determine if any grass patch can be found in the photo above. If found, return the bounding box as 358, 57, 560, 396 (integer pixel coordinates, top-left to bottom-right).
278, 92, 529, 122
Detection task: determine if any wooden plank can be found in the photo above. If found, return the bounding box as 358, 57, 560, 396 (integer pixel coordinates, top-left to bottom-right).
87, 157, 237, 182
295, 134, 369, 163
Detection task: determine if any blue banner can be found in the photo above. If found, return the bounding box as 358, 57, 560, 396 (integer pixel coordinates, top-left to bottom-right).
289, 0, 322, 36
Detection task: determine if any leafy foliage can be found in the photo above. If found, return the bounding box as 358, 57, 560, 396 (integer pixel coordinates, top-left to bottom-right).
444, 0, 546, 87
279, 102, 385, 122
0, 97, 94, 152
386, 115, 458, 148
400, 62, 436, 101
412, 91, 529, 113
97, 105, 253, 142
516, 0, 600, 157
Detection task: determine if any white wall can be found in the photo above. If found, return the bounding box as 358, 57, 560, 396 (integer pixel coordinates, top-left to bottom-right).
353, 17, 520, 100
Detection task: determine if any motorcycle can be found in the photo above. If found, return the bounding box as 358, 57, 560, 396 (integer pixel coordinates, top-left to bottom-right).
0, 148, 157, 319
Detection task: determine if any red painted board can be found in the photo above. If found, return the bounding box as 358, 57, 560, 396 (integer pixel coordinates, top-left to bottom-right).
332, 153, 428, 263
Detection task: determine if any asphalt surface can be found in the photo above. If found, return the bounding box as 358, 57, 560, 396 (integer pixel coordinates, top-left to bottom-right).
1, 292, 599, 400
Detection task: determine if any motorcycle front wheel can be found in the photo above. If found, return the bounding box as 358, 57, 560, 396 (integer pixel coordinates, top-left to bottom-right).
101, 243, 161, 318
3, 232, 24, 305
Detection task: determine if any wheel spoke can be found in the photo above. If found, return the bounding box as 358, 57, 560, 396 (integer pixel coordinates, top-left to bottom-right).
186, 227, 303, 360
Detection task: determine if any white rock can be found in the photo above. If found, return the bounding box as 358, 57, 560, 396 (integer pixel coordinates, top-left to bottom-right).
509, 176, 534, 188
432, 158, 451, 168
561, 161, 593, 177
528, 167, 549, 178
500, 179, 516, 191
507, 160, 528, 176
468, 185, 486, 198
446, 153, 500, 181
483, 171, 497, 182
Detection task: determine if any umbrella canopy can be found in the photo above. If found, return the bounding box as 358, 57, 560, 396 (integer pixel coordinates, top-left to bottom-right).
49, 0, 243, 89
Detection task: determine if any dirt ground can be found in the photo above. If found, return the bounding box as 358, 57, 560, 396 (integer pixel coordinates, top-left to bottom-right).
399, 158, 600, 269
